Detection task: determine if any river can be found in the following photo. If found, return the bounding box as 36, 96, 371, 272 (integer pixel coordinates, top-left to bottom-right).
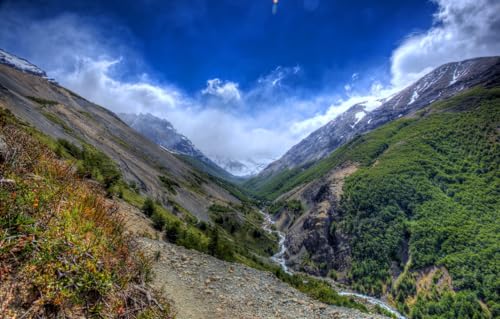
259, 210, 406, 319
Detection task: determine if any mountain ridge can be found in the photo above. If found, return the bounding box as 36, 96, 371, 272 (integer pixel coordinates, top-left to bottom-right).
253, 56, 500, 187
0, 56, 240, 222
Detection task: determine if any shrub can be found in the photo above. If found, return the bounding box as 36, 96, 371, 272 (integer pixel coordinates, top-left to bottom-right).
142, 197, 156, 217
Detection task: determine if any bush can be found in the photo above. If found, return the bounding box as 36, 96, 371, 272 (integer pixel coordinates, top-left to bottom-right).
142, 197, 156, 217
151, 210, 166, 231
56, 139, 122, 192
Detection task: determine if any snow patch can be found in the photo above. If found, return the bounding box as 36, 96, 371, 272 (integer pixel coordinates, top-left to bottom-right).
354, 111, 366, 125
360, 99, 382, 111
449, 63, 469, 86
0, 48, 47, 78
408, 90, 419, 105
211, 156, 271, 177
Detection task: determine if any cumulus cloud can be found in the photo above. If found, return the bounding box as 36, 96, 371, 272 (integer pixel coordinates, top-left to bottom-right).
391, 0, 500, 87
201, 78, 241, 102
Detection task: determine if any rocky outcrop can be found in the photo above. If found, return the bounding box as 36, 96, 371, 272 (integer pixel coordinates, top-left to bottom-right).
0, 134, 7, 161
283, 164, 358, 278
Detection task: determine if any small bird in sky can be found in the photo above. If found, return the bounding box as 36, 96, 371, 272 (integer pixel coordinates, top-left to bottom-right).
272, 0, 279, 15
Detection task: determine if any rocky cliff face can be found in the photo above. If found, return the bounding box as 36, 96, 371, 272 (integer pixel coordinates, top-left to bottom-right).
278, 164, 358, 278
259, 56, 500, 178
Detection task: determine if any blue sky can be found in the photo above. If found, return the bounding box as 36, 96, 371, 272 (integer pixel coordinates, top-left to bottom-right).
0, 0, 499, 169
2, 0, 436, 91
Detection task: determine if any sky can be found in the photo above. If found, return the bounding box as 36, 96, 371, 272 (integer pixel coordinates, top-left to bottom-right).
0, 0, 499, 167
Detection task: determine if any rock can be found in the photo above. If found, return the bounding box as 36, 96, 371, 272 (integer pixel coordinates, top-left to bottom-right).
0, 135, 8, 161
26, 173, 43, 181
0, 178, 16, 189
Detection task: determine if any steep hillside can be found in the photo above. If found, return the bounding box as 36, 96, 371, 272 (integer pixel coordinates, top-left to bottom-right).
120, 112, 242, 183
270, 87, 500, 318
249, 56, 500, 193
0, 62, 239, 222
0, 52, 282, 276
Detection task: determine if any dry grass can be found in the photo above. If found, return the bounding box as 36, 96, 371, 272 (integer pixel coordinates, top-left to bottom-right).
0, 109, 173, 318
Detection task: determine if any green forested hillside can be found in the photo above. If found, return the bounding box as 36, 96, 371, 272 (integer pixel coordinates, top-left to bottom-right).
337, 87, 499, 318
253, 87, 500, 318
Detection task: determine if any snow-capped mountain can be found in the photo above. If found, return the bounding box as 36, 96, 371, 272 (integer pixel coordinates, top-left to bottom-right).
0, 48, 54, 81
259, 56, 500, 177
120, 113, 205, 158
120, 113, 244, 181
211, 156, 270, 177
121, 113, 270, 178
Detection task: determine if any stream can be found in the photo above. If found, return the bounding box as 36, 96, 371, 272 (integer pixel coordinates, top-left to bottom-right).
259, 210, 406, 319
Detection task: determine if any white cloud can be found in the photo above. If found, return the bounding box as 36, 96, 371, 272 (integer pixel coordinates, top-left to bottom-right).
289, 82, 397, 135
202, 78, 241, 102
391, 0, 500, 87
54, 55, 297, 161
257, 65, 301, 88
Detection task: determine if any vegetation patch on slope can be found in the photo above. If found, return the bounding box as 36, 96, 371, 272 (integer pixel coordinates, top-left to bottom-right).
0, 109, 172, 318
246, 87, 499, 318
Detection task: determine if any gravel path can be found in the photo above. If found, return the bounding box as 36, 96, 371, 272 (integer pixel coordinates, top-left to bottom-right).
138, 238, 385, 319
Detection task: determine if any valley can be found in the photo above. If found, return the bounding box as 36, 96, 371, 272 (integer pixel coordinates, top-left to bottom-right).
0, 46, 498, 319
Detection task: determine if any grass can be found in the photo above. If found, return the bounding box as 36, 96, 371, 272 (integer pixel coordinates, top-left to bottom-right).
274, 268, 368, 313
209, 203, 278, 256
26, 95, 58, 107
158, 174, 180, 194
41, 111, 74, 134
55, 138, 122, 192
0, 108, 172, 318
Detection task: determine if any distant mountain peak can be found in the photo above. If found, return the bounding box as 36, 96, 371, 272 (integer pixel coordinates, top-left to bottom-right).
119, 112, 247, 181
120, 113, 204, 158
211, 156, 269, 177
